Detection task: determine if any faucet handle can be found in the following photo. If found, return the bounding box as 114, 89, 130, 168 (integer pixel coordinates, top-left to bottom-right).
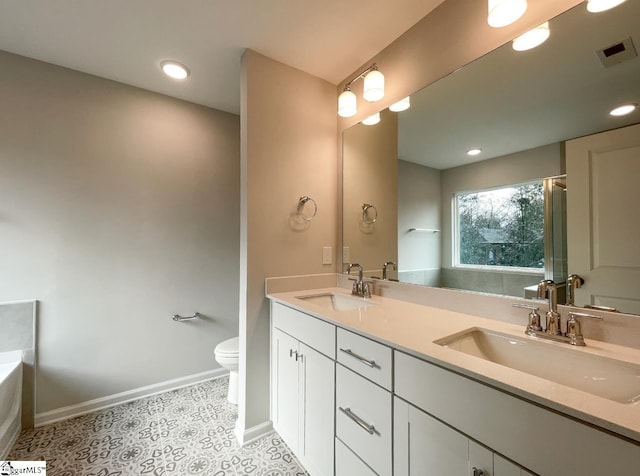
362, 282, 372, 298
513, 303, 542, 333
566, 312, 603, 346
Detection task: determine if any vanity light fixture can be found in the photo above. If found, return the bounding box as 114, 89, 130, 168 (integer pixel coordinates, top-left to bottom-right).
609, 103, 637, 116
362, 112, 381, 125
338, 63, 385, 117
467, 148, 482, 156
488, 0, 528, 28
512, 22, 550, 51
338, 87, 358, 118
586, 0, 627, 13
389, 96, 411, 112
161, 60, 190, 80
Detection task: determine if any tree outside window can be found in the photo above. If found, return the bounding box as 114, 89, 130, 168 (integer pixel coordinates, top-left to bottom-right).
456, 181, 544, 269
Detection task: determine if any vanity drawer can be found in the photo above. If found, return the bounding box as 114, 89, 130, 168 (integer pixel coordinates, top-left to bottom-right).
336, 364, 392, 476
337, 328, 392, 390
335, 437, 377, 476
271, 302, 335, 359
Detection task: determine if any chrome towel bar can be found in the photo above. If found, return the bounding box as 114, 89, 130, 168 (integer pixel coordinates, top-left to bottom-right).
172, 312, 201, 322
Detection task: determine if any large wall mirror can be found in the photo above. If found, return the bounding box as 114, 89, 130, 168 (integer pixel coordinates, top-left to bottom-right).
342, 1, 640, 314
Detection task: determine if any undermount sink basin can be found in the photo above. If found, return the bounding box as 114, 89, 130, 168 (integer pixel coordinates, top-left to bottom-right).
296, 293, 377, 312
435, 328, 640, 404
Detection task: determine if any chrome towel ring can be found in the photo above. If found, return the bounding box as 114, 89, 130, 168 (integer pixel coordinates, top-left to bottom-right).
297, 196, 318, 221
362, 203, 378, 224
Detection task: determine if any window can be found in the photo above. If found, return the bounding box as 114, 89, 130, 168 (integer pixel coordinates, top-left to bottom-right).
454, 181, 544, 270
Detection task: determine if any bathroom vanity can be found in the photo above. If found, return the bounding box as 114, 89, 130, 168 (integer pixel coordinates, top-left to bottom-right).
268, 287, 640, 476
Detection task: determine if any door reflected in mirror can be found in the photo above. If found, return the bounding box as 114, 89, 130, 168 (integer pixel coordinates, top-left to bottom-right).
341, 1, 640, 314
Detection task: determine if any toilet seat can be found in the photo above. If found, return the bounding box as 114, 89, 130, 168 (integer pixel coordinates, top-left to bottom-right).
215, 337, 239, 357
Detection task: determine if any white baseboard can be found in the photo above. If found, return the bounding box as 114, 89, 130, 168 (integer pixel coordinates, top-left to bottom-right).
0, 419, 21, 460
234, 420, 274, 446
35, 369, 227, 427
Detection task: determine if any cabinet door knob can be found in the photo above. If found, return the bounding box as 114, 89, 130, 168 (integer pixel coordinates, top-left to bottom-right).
289, 349, 298, 360
472, 467, 484, 476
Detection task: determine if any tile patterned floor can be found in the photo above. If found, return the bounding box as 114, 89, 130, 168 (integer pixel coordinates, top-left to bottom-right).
8, 377, 307, 476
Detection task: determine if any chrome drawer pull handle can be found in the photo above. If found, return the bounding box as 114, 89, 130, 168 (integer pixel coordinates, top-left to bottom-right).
339, 348, 377, 368
339, 406, 376, 435
472, 468, 484, 476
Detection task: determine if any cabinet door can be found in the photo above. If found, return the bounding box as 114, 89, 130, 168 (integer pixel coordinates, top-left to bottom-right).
394, 396, 469, 475
408, 404, 469, 475
300, 343, 335, 476
470, 441, 493, 476
494, 454, 533, 476
272, 328, 300, 453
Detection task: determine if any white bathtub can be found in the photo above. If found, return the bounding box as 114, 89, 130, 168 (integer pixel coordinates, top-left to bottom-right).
0, 350, 22, 459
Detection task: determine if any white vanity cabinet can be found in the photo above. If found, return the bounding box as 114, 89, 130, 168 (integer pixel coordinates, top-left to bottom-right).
271, 303, 336, 476
394, 397, 530, 476
394, 350, 640, 476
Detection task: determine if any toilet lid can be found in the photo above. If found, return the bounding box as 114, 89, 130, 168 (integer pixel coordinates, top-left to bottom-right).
215, 337, 239, 356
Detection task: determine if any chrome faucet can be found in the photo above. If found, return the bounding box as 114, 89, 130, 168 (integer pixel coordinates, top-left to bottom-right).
537, 279, 561, 335
566, 274, 584, 306
512, 278, 604, 346
346, 263, 371, 298
382, 261, 397, 280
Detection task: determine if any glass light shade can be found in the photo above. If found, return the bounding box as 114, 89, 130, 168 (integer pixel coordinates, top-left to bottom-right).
610, 103, 637, 116
587, 0, 626, 13
338, 90, 357, 118
363, 70, 385, 102
161, 61, 190, 79
362, 112, 381, 125
512, 22, 550, 51
488, 0, 528, 28
389, 96, 411, 112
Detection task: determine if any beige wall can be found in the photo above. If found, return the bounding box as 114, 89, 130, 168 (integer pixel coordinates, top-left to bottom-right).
342, 109, 398, 274
397, 160, 441, 285
0, 51, 241, 414
239, 50, 337, 435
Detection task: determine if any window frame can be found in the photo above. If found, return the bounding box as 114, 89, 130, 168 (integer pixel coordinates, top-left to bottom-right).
452, 179, 545, 273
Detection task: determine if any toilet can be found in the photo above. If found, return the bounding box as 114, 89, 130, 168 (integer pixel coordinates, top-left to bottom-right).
214, 337, 239, 404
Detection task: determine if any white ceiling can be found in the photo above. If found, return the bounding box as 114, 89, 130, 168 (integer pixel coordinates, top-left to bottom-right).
0, 0, 446, 115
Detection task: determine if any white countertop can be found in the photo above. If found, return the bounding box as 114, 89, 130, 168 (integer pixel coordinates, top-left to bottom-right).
268, 287, 640, 443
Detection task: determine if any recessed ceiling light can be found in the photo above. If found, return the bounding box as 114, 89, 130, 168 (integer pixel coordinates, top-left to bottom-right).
609, 103, 637, 116
512, 22, 550, 51
467, 148, 482, 156
161, 60, 190, 80
587, 0, 627, 13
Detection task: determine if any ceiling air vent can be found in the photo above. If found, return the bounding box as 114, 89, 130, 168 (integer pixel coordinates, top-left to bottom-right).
597, 37, 637, 68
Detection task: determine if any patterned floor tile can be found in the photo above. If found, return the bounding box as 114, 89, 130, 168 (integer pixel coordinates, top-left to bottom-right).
8, 377, 307, 476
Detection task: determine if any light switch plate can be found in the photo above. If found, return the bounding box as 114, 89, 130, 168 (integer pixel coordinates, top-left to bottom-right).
322, 246, 332, 265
